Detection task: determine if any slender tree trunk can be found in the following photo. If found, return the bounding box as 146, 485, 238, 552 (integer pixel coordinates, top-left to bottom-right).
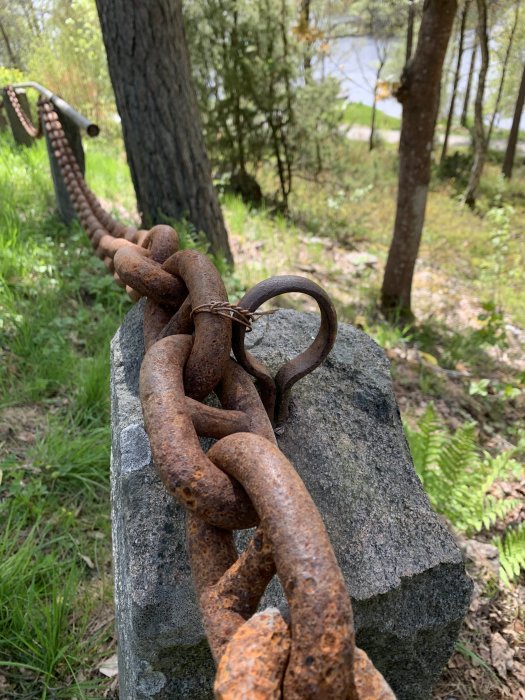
464, 0, 489, 208
231, 8, 246, 175
406, 2, 416, 64
300, 0, 312, 74
381, 0, 457, 319
280, 0, 294, 200
369, 93, 378, 152
441, 0, 470, 162
95, 0, 232, 263
461, 34, 477, 127
0, 20, 18, 68
502, 62, 525, 179
370, 51, 386, 151
487, 1, 520, 146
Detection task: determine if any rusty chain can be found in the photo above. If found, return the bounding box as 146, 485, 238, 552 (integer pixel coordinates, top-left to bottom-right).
7, 87, 395, 699
4, 85, 43, 139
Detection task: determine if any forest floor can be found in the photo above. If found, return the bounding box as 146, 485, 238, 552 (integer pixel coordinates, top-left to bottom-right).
0, 133, 524, 698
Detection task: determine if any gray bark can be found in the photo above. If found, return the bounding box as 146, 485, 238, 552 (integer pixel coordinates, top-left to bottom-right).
95, 0, 233, 263
464, 0, 489, 208
487, 1, 520, 146
502, 62, 525, 179
441, 0, 470, 162
461, 34, 477, 127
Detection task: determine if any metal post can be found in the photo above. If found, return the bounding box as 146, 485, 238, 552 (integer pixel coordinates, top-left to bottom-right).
2, 88, 33, 146
43, 107, 86, 225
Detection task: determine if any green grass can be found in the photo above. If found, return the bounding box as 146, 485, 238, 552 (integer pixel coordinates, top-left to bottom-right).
342, 101, 401, 131
0, 131, 131, 698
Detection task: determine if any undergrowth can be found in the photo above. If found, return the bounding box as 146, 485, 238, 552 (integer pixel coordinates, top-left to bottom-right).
406, 405, 525, 583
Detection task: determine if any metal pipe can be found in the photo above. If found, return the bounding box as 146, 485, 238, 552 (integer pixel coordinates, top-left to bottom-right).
11, 82, 99, 137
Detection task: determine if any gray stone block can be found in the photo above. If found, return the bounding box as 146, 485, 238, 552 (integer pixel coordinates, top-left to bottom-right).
110, 300, 472, 699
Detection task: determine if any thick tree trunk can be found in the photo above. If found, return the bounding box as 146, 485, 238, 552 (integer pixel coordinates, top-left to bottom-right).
487, 1, 520, 146
381, 0, 457, 319
95, 0, 232, 263
441, 0, 470, 162
461, 34, 477, 127
406, 2, 416, 64
464, 0, 489, 208
502, 62, 525, 179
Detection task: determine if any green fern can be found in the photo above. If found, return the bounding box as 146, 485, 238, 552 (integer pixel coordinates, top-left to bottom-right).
405, 405, 522, 537
496, 523, 525, 586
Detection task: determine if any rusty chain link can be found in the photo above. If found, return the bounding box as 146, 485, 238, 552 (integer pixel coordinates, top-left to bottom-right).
9, 88, 396, 699
5, 85, 43, 139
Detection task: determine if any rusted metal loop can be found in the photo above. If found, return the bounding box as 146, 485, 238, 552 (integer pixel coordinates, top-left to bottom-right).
140, 334, 258, 530
162, 250, 232, 401
113, 246, 187, 308
232, 275, 338, 425
207, 432, 356, 699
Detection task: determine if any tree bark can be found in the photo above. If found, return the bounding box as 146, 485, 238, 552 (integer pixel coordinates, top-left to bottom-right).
370, 47, 387, 151
441, 0, 470, 162
461, 33, 477, 127
95, 0, 232, 263
0, 19, 19, 68
487, 1, 520, 146
406, 2, 416, 64
502, 62, 525, 179
381, 0, 457, 319
300, 0, 312, 73
463, 0, 489, 208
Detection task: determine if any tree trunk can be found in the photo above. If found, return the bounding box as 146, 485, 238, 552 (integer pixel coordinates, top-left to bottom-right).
95, 0, 232, 263
381, 0, 457, 319
461, 33, 477, 127
370, 50, 386, 151
300, 0, 312, 74
0, 19, 18, 68
487, 1, 520, 146
441, 0, 470, 162
464, 0, 489, 208
502, 62, 525, 179
406, 2, 416, 64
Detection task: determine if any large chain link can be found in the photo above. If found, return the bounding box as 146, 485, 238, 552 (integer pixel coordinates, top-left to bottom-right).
12, 90, 396, 699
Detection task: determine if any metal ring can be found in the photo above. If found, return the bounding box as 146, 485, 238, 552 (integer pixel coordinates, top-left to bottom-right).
232, 275, 338, 425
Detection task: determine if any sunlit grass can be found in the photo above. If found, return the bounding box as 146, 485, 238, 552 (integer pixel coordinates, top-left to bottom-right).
0, 131, 121, 697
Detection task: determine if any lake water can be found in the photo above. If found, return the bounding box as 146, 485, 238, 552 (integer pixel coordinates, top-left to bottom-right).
320, 32, 522, 131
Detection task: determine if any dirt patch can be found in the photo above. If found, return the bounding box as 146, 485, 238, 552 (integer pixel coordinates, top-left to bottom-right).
433, 538, 525, 700
0, 404, 47, 459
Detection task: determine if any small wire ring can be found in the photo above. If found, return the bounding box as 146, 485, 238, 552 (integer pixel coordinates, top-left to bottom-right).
191, 301, 275, 331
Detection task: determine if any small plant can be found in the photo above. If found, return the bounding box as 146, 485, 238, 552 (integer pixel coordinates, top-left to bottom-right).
405, 405, 522, 536
496, 522, 525, 586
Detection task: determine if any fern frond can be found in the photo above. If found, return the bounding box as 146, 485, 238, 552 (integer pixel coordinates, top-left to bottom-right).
495, 522, 525, 586
405, 408, 524, 539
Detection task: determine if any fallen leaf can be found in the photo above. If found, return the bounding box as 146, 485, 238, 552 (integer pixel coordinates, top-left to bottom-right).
80, 554, 95, 569
491, 632, 514, 680
419, 351, 438, 366
99, 654, 118, 678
